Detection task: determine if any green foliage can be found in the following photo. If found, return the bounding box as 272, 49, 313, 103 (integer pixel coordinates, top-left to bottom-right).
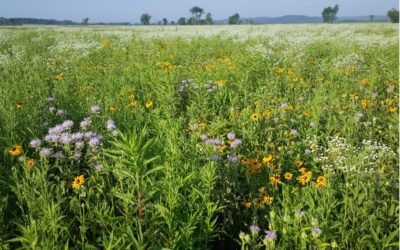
387, 8, 399, 23
322, 5, 339, 23
228, 13, 241, 25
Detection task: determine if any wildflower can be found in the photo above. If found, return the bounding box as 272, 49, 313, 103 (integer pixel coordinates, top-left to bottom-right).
310, 121, 316, 127
107, 119, 116, 131
227, 132, 235, 140
125, 100, 138, 109
263, 195, 273, 204
40, 148, 53, 157
284, 172, 293, 181
290, 129, 298, 135
295, 210, 305, 218
53, 151, 64, 159
16, 102, 24, 109
230, 139, 242, 149
250, 225, 260, 234
287, 68, 294, 75
269, 174, 281, 185
259, 186, 267, 196
297, 171, 312, 185
72, 175, 85, 190
74, 151, 81, 159
109, 105, 120, 111
214, 79, 227, 85
55, 72, 64, 81
25, 159, 34, 169
275, 67, 284, 73
360, 99, 368, 109
295, 160, 303, 167
265, 231, 277, 241
29, 139, 42, 148
9, 145, 23, 157
145, 100, 153, 108
80, 117, 92, 129
280, 102, 288, 109
316, 176, 327, 188
56, 109, 67, 116
210, 154, 219, 161
311, 227, 322, 238
89, 136, 102, 147
95, 164, 103, 171
199, 134, 208, 140
101, 38, 111, 48
75, 141, 84, 149
111, 130, 118, 137
360, 79, 369, 84
389, 106, 397, 112
47, 97, 55, 102
91, 105, 101, 113
263, 154, 273, 164
387, 86, 394, 93
250, 113, 259, 121
243, 200, 253, 208
227, 155, 238, 163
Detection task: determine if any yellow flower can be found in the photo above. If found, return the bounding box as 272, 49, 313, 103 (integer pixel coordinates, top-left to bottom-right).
388, 106, 397, 112
299, 167, 307, 174
9, 145, 23, 157
125, 100, 137, 109
360, 79, 369, 84
16, 102, 24, 109
263, 154, 273, 164
349, 93, 357, 100
101, 38, 111, 48
297, 171, 312, 185
275, 67, 284, 73
145, 100, 153, 108
360, 99, 368, 109
316, 176, 327, 189
284, 172, 293, 181
263, 195, 273, 204
295, 160, 303, 167
25, 159, 35, 169
379, 163, 388, 169
109, 105, 120, 111
214, 80, 227, 85
250, 113, 259, 121
243, 200, 253, 208
269, 174, 281, 185
259, 186, 267, 196
287, 68, 294, 75
55, 72, 64, 81
72, 175, 85, 190
385, 98, 394, 105
303, 111, 312, 116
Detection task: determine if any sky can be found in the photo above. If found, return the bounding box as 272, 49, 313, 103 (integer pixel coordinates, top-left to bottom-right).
1, 0, 398, 23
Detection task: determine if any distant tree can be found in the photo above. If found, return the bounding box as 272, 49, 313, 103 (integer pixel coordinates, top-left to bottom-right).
190, 6, 204, 23
140, 13, 151, 25
162, 18, 168, 25
81, 17, 89, 25
322, 4, 339, 23
387, 8, 399, 23
205, 12, 213, 24
369, 15, 374, 22
177, 17, 186, 25
187, 16, 197, 25
228, 13, 241, 24
170, 21, 175, 25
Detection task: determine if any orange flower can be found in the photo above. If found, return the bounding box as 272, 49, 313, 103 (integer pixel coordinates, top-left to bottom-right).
25, 159, 35, 169
9, 145, 23, 157
16, 102, 24, 109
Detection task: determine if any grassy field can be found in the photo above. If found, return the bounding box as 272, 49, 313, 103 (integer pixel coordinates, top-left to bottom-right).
0, 23, 398, 249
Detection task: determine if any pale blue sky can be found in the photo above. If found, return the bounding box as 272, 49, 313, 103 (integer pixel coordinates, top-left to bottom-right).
1, 0, 398, 23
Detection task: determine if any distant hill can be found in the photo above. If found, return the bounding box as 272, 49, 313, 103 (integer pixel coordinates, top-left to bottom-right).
214, 15, 390, 24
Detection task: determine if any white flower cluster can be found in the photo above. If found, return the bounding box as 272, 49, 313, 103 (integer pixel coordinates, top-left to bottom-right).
332, 52, 365, 70
313, 136, 395, 174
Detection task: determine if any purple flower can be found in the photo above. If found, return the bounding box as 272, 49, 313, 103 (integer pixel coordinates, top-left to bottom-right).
29, 139, 41, 148
84, 131, 97, 139
280, 102, 288, 109
45, 134, 60, 143
74, 151, 81, 159
210, 154, 219, 161
91, 105, 101, 113
80, 117, 92, 130
199, 134, 208, 141
387, 87, 394, 93
71, 133, 84, 141
227, 133, 235, 140
107, 119, 116, 131
56, 109, 67, 116
230, 139, 242, 149
53, 151, 64, 159
75, 141, 84, 149
227, 155, 238, 163
250, 225, 260, 234
213, 139, 221, 146
89, 136, 103, 147
295, 210, 305, 218
111, 130, 118, 137
311, 227, 322, 238
95, 164, 103, 171
265, 231, 277, 241
48, 124, 64, 134
60, 134, 72, 144
40, 148, 52, 157
205, 139, 214, 145
178, 85, 185, 92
